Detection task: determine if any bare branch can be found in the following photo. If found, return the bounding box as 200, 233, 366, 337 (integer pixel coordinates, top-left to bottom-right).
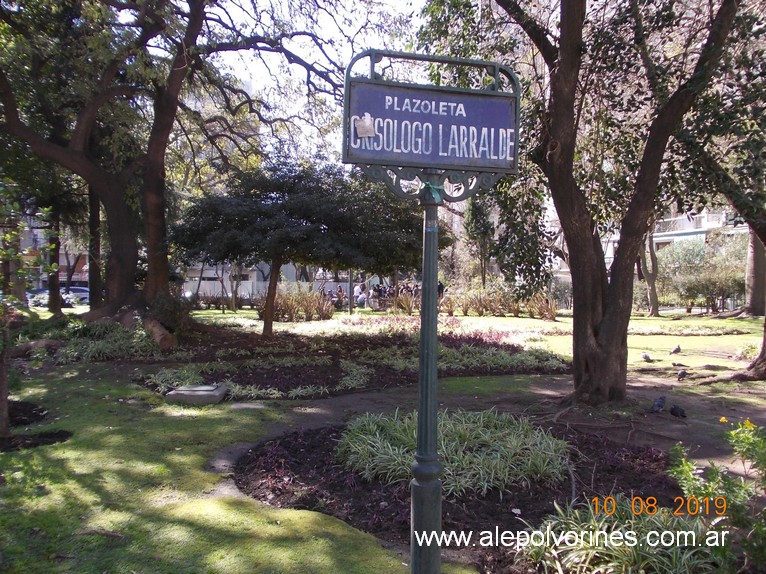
494, 0, 559, 69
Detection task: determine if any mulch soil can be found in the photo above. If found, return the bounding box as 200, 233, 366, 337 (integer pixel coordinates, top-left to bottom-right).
234, 423, 682, 573
149, 330, 566, 399
1, 400, 72, 453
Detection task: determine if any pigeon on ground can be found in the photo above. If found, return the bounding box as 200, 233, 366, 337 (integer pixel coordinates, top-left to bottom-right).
670, 405, 687, 418
649, 396, 666, 413
677, 369, 688, 381
670, 345, 681, 355
672, 362, 688, 368
641, 352, 653, 363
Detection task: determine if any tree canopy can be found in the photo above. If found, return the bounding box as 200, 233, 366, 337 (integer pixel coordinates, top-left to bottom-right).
173, 157, 448, 334
418, 0, 740, 403
174, 160, 432, 275
0, 0, 405, 317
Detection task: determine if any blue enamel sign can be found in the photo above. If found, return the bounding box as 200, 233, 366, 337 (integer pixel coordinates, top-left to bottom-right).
344, 79, 518, 174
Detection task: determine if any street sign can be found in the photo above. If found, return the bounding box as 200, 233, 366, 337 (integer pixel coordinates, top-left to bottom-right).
345, 80, 518, 173
342, 50, 520, 574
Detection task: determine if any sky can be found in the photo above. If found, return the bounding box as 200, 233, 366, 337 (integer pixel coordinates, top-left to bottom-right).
215, 0, 429, 158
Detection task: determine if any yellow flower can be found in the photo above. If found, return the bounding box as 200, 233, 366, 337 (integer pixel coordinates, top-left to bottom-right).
744, 419, 756, 430
720, 416, 729, 423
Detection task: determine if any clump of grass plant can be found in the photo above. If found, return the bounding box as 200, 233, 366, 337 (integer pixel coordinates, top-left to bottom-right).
516, 495, 724, 573
670, 417, 766, 571
335, 360, 374, 391
337, 409, 569, 497
144, 365, 205, 393
437, 346, 570, 374
225, 382, 285, 400
53, 319, 160, 364
286, 384, 330, 399
214, 347, 251, 359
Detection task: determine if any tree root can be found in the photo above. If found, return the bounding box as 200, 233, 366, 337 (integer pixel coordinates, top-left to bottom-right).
693, 370, 766, 385
77, 296, 179, 350
9, 339, 66, 358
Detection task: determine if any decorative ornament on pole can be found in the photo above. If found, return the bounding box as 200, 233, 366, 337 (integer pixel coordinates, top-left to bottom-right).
342, 49, 520, 574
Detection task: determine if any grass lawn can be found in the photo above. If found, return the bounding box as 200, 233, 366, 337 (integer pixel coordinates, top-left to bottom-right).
3, 307, 764, 573
2, 360, 472, 573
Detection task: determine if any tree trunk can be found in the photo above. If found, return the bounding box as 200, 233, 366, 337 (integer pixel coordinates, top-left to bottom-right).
228, 263, 242, 311
100, 190, 139, 310
639, 233, 661, 317
65, 253, 84, 290
143, 317, 177, 351
47, 218, 63, 315
0, 321, 10, 439
262, 257, 282, 337
142, 1, 205, 306
142, 156, 171, 305
194, 262, 205, 300
480, 243, 487, 288
748, 316, 766, 376
568, 228, 629, 403
88, 185, 104, 309
495, 0, 737, 403
746, 229, 766, 315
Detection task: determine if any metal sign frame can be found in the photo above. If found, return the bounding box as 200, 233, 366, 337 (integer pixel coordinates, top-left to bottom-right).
343, 49, 520, 202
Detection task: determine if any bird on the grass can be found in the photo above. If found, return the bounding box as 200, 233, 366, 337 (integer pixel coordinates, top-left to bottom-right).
677, 369, 688, 381
672, 362, 688, 368
641, 352, 653, 362
649, 396, 666, 413
670, 345, 681, 355
670, 405, 687, 418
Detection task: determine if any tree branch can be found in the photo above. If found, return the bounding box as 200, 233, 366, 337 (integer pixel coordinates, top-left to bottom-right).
494, 0, 558, 68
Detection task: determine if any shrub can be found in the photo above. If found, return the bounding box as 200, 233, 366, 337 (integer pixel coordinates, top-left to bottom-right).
226, 383, 284, 400
439, 295, 457, 316
316, 297, 335, 320
148, 293, 191, 333
670, 418, 766, 571
393, 293, 417, 315
145, 366, 204, 393
335, 360, 374, 391
526, 292, 557, 320
286, 384, 329, 399
54, 321, 160, 364
517, 495, 723, 573
467, 291, 487, 316
337, 410, 569, 498
457, 292, 472, 316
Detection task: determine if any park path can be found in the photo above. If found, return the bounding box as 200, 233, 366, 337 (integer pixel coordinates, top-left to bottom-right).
206, 372, 766, 497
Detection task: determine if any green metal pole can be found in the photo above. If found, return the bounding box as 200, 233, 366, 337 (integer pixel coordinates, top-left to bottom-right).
411, 177, 442, 574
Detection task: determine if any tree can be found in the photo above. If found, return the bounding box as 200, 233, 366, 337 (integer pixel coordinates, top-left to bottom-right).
420, 0, 738, 402
657, 239, 706, 311
0, 0, 397, 317
665, 4, 766, 371
745, 229, 766, 315
0, 134, 87, 314
0, 181, 52, 439
639, 230, 662, 317
656, 233, 747, 313
463, 195, 494, 288
173, 159, 432, 336
493, 176, 555, 300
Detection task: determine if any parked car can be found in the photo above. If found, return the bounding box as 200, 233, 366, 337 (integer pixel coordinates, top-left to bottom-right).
63, 286, 89, 304
27, 287, 90, 307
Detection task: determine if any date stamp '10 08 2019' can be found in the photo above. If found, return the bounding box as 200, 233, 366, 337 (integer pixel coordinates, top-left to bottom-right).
591, 496, 728, 517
